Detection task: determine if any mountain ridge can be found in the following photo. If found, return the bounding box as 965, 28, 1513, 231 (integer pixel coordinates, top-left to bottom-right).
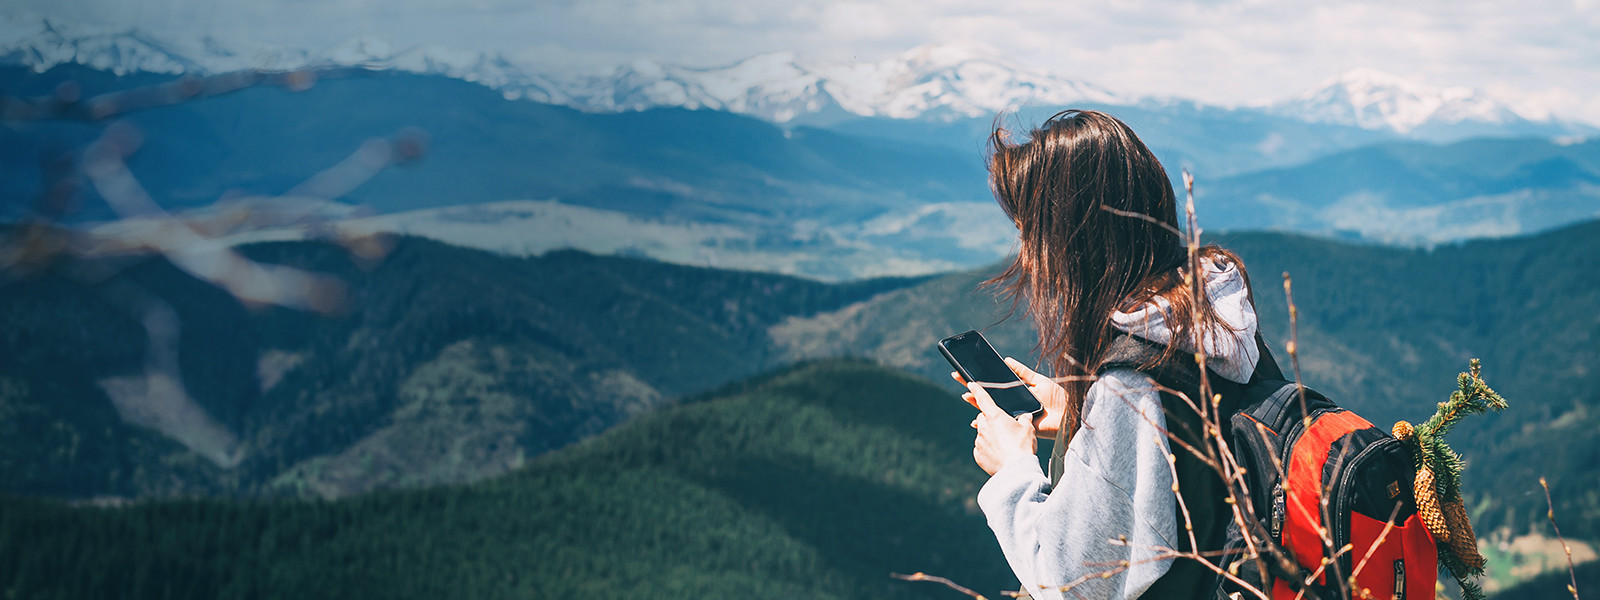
8, 62, 1594, 282
2, 13, 1592, 136
0, 234, 934, 498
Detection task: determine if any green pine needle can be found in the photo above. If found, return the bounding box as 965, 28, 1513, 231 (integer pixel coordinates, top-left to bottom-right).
1413, 359, 1508, 593
1417, 359, 1508, 503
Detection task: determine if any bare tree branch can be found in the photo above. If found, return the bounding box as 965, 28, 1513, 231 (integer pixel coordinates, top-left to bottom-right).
1541, 477, 1581, 600
891, 572, 993, 600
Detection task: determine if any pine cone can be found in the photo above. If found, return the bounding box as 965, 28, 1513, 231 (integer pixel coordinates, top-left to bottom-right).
1443, 499, 1486, 571
1415, 467, 1449, 543
1392, 421, 1414, 441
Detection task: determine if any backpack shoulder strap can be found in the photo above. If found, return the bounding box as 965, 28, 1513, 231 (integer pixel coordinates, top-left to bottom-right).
1095, 333, 1200, 392
1095, 334, 1249, 600
1253, 334, 1284, 381
1099, 332, 1283, 390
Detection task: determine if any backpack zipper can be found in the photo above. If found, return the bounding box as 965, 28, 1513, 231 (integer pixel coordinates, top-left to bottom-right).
1330, 437, 1398, 585
1269, 408, 1337, 582
1270, 482, 1286, 539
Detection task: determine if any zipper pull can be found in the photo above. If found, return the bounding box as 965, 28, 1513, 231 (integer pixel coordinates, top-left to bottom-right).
1271, 482, 1286, 539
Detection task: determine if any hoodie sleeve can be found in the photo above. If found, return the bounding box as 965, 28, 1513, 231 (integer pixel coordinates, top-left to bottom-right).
976, 369, 1180, 600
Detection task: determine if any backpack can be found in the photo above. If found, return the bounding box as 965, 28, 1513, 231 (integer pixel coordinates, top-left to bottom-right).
1092, 334, 1439, 600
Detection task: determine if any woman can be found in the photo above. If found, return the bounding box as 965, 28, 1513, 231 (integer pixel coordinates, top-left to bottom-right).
958, 110, 1266, 600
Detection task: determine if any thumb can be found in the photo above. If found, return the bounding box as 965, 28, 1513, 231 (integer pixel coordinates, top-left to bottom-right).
1004, 357, 1040, 384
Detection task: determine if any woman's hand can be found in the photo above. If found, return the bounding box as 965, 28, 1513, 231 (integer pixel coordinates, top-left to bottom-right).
953, 357, 1070, 439
966, 381, 1037, 476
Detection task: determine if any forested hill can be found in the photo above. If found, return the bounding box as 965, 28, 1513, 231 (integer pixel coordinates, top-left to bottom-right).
0, 360, 1017, 600
0, 235, 928, 499
770, 218, 1600, 543
5, 220, 1599, 598
4, 359, 1589, 599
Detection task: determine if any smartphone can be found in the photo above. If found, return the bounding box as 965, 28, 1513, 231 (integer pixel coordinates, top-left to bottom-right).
937, 330, 1043, 417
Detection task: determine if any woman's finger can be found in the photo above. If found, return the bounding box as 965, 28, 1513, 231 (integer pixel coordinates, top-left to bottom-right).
950, 371, 967, 385
961, 392, 978, 409
967, 381, 1009, 419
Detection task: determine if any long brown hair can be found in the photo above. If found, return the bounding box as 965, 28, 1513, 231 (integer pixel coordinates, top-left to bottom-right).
986, 109, 1247, 440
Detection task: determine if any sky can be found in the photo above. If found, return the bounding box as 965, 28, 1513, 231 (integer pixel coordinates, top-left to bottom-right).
14, 0, 1600, 122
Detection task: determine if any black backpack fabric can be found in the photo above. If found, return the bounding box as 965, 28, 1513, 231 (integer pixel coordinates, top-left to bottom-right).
1087, 334, 1436, 600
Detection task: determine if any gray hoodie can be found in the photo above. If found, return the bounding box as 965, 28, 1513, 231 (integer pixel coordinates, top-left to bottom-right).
977, 258, 1260, 600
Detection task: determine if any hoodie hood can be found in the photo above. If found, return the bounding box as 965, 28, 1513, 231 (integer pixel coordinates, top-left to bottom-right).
1109, 257, 1259, 383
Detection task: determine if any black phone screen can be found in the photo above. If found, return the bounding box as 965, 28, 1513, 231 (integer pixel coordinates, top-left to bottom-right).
938, 330, 1042, 417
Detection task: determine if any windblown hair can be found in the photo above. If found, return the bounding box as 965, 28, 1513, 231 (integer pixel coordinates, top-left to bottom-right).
986, 109, 1248, 441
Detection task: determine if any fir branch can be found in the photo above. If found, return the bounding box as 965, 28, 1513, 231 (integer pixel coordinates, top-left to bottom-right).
1412, 359, 1507, 597
1417, 359, 1507, 503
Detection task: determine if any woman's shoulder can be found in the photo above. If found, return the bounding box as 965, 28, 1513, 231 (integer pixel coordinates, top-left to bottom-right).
1066, 367, 1175, 497
1086, 368, 1162, 410
1079, 367, 1166, 441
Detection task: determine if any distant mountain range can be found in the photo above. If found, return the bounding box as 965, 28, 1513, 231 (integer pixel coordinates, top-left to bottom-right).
4, 62, 1598, 280
1201, 136, 1600, 244
0, 63, 1017, 280
5, 13, 1599, 266
1265, 68, 1537, 135
3, 14, 1595, 139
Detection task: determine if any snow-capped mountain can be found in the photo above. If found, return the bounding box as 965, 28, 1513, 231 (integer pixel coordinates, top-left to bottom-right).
0, 16, 315, 75
0, 14, 1122, 123
1, 13, 1587, 135
1, 17, 203, 75
562, 45, 1127, 123
1265, 68, 1527, 133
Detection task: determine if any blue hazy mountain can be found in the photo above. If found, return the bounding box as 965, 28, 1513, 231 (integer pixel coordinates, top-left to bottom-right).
818, 101, 1400, 179
0, 65, 991, 221
1200, 136, 1600, 243
1, 64, 1015, 280
7, 63, 1597, 275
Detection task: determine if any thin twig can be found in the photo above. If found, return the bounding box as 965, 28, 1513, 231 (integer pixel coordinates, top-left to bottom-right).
1349, 501, 1405, 590
1540, 477, 1581, 600
1323, 438, 1358, 596
891, 572, 990, 600
1100, 204, 1184, 238
1161, 433, 1202, 553
1049, 544, 1269, 600
1102, 380, 1222, 475
1282, 273, 1310, 425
